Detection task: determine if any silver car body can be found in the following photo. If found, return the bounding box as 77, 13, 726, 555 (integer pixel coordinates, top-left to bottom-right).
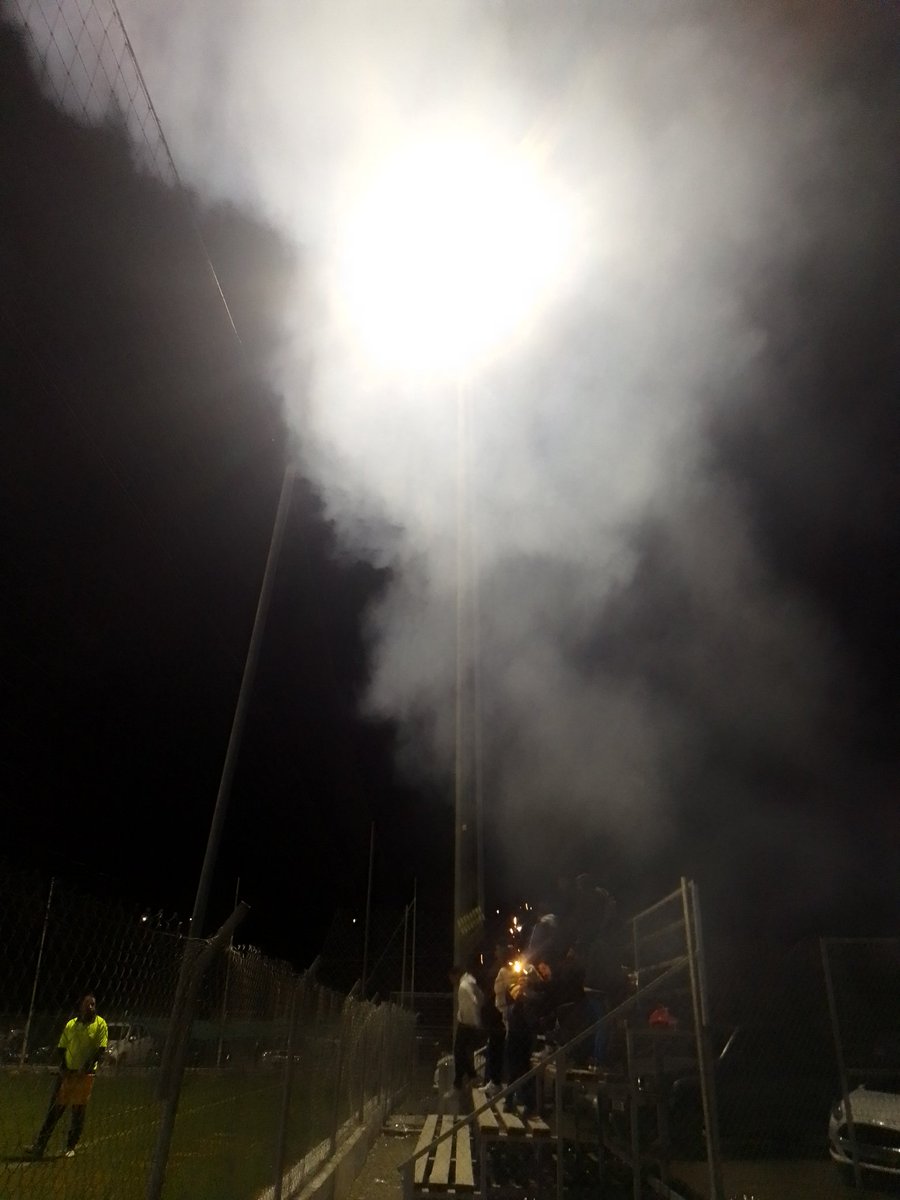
105, 1021, 155, 1066
829, 1085, 900, 1178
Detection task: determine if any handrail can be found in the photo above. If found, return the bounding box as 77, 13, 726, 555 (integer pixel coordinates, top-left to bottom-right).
630, 886, 684, 927
395, 954, 690, 1176
633, 916, 686, 946
633, 953, 691, 980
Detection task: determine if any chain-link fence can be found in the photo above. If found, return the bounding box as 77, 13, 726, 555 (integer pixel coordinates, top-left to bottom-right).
316, 901, 456, 1124
5, 0, 176, 184
0, 863, 417, 1200
317, 904, 451, 999
654, 937, 900, 1199
821, 938, 900, 1192
6, 860, 899, 1200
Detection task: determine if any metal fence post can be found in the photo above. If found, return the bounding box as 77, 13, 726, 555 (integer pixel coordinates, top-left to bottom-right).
682, 878, 725, 1200
821, 939, 862, 1189
20, 875, 54, 1067
272, 979, 302, 1200
555, 1046, 565, 1200
329, 1001, 350, 1157
626, 1028, 641, 1200
410, 882, 417, 1005
358, 1005, 369, 1125
400, 904, 409, 1009
216, 877, 240, 1068
146, 903, 248, 1200
377, 1006, 389, 1116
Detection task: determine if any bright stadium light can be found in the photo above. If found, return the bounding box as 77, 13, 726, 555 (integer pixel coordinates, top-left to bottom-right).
334, 133, 575, 375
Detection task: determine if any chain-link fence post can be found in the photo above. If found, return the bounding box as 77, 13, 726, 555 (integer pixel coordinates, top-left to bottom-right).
272, 977, 302, 1200
682, 878, 725, 1200
358, 1004, 370, 1125
821, 938, 863, 1189
20, 875, 54, 1067
329, 997, 350, 1156
146, 902, 248, 1200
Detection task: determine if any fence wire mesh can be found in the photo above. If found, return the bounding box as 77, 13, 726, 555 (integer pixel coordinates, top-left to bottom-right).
2, 876, 893, 1200
403, 887, 899, 1200
4, 0, 176, 184
317, 905, 451, 997
821, 938, 900, 1193
0, 864, 417, 1200
823, 939, 900, 1086
658, 938, 900, 1199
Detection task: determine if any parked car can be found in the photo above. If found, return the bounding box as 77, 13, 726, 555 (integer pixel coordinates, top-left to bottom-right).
829, 1082, 900, 1184
668, 1024, 837, 1156
105, 1022, 156, 1067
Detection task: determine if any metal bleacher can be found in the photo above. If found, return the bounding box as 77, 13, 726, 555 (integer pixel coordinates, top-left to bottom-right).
399, 878, 726, 1200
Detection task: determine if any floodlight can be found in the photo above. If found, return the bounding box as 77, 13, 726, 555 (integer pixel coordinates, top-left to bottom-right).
335, 134, 574, 374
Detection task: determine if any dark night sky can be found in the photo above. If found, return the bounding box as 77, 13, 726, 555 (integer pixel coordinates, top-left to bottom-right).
0, 20, 448, 969
2, 4, 899, 986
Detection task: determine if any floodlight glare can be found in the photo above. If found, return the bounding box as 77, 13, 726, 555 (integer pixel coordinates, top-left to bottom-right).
335, 135, 574, 374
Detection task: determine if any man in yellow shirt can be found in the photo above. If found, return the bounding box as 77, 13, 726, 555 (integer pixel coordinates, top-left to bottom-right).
26, 993, 108, 1158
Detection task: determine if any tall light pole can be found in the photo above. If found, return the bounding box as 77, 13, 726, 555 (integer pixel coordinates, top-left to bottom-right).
333, 131, 574, 966
453, 376, 482, 967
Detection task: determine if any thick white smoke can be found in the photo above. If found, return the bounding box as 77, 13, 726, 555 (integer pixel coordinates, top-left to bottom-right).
17, 0, 885, 889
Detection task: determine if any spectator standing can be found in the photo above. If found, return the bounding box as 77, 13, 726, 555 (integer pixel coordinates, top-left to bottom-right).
571, 874, 608, 952
494, 952, 517, 1033
550, 960, 595, 1067
481, 946, 509, 1098
527, 902, 562, 970
571, 876, 625, 998
450, 963, 483, 1090
26, 994, 108, 1158
504, 960, 554, 1114
555, 875, 575, 949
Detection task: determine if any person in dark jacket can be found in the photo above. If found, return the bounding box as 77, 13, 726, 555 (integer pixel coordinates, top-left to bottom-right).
481, 945, 509, 1098
504, 961, 554, 1113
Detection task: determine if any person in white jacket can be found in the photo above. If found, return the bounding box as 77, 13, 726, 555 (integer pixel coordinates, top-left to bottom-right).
449, 962, 483, 1089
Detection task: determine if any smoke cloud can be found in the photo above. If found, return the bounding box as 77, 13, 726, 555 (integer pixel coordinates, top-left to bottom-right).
18, 0, 899, 921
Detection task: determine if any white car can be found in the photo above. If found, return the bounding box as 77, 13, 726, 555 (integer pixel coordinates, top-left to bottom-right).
829, 1084, 900, 1181
105, 1021, 156, 1067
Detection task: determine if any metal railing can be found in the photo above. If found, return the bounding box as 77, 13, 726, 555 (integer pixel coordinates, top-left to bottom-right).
398, 878, 722, 1200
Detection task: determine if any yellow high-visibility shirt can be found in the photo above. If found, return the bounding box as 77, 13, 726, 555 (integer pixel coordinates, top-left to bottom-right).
58, 1015, 108, 1071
